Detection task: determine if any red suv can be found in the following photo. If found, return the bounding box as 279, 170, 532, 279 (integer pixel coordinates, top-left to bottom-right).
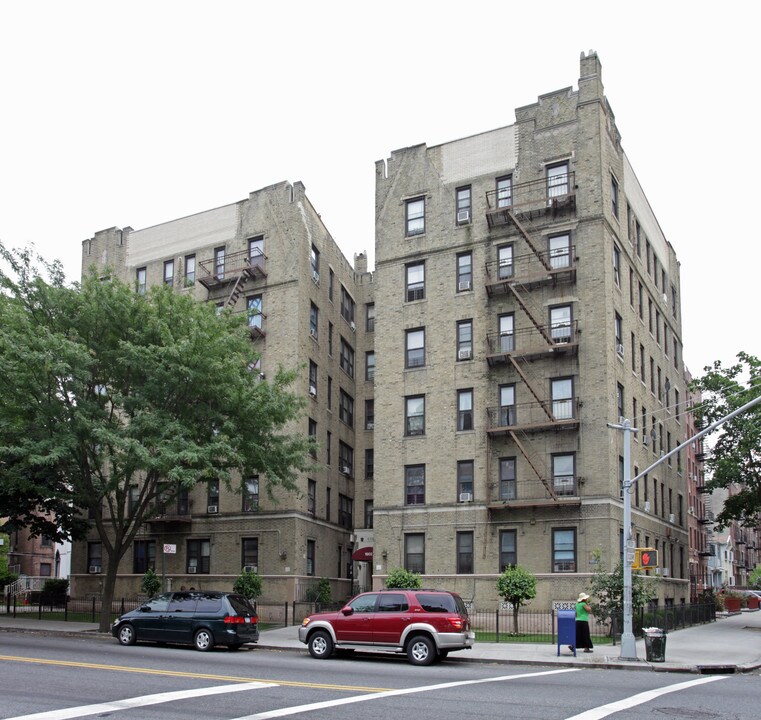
298, 589, 474, 665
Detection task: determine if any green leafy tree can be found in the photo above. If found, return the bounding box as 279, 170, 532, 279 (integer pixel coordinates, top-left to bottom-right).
588, 560, 656, 627
749, 565, 761, 590
304, 577, 332, 604
233, 568, 263, 601
690, 352, 761, 528
0, 242, 314, 631
496, 565, 537, 635
385, 567, 422, 589
140, 568, 162, 597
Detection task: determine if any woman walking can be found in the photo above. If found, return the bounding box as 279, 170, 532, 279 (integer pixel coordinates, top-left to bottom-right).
574, 591, 594, 653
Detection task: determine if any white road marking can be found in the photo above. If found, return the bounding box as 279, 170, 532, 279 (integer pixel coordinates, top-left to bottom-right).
562, 675, 728, 720
4, 681, 279, 720
231, 667, 578, 719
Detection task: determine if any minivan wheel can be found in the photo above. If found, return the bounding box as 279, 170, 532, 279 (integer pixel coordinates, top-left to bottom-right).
308, 630, 334, 659
117, 623, 136, 646
407, 635, 435, 666
193, 629, 214, 652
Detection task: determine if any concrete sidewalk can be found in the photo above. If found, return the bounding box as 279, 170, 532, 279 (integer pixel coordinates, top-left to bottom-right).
1, 610, 759, 674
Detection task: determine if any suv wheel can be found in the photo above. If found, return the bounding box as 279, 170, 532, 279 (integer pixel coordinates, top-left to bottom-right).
193, 628, 214, 652
117, 623, 136, 646
407, 635, 435, 666
308, 630, 334, 659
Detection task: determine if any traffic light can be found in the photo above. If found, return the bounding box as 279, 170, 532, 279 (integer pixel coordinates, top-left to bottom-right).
632, 548, 658, 570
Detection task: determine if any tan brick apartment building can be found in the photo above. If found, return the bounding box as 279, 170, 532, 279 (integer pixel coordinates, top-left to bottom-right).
74, 52, 694, 607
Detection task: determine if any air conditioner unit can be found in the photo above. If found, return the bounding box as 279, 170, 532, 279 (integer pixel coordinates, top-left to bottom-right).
458, 280, 472, 291
340, 465, 351, 476
689, 506, 695, 515
88, 565, 101, 574
457, 209, 471, 223
243, 565, 258, 573
312, 270, 320, 285
459, 492, 473, 503
616, 343, 624, 356
309, 384, 317, 397
668, 513, 676, 523
655, 568, 662, 575
350, 321, 356, 333
644, 501, 651, 512
366, 422, 374, 430
662, 293, 668, 305
207, 505, 218, 514
187, 566, 197, 574
310, 328, 317, 339
662, 568, 670, 577
642, 436, 649, 446
458, 348, 472, 360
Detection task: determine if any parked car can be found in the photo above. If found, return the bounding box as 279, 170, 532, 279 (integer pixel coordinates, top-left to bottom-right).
112, 590, 259, 651
299, 588, 474, 665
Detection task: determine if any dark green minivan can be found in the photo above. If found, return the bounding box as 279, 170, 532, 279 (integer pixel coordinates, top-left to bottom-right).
112, 590, 259, 651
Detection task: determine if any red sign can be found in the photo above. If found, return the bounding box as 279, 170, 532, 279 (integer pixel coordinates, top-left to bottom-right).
351, 546, 373, 561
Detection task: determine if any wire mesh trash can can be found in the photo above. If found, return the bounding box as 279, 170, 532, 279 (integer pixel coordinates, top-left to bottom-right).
643, 628, 666, 662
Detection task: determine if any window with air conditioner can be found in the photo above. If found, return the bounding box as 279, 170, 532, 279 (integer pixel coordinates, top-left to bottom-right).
459, 492, 473, 503
457, 319, 473, 361
458, 348, 472, 360
456, 186, 471, 224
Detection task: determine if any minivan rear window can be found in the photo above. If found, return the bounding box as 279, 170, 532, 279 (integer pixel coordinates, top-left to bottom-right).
227, 595, 256, 616
195, 595, 223, 613
416, 593, 456, 613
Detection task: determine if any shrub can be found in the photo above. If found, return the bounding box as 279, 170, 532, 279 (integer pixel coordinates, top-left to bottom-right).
233, 568, 263, 600
305, 577, 332, 603
42, 578, 69, 599
385, 567, 422, 589
140, 568, 162, 597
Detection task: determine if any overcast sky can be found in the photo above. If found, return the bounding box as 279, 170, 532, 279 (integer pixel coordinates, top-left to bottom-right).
1, 1, 758, 376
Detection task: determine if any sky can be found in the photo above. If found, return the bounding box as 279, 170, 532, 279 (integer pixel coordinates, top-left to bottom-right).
1, 1, 758, 377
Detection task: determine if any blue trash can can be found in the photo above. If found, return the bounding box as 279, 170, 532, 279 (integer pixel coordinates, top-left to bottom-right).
557, 609, 576, 656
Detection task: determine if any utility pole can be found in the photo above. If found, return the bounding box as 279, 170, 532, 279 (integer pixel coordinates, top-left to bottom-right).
611, 393, 761, 662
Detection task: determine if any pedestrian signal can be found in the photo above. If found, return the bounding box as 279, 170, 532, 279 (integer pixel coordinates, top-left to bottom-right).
633, 548, 658, 570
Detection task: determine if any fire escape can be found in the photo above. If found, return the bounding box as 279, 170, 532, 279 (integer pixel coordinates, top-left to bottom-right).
484, 172, 580, 510
198, 248, 268, 340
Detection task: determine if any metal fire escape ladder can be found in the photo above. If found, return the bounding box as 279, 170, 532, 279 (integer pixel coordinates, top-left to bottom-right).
508, 430, 557, 500
508, 356, 554, 422
507, 209, 553, 272
507, 284, 555, 346
225, 270, 248, 308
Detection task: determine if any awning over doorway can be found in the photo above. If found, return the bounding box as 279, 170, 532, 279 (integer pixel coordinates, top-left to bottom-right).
351, 546, 373, 561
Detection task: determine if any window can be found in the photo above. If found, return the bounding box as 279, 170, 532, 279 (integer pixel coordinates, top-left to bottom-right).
553, 528, 576, 572
133, 540, 155, 574
547, 162, 569, 199
187, 539, 210, 574
611, 175, 619, 218
326, 487, 331, 522
247, 295, 263, 330
552, 454, 575, 495
185, 254, 196, 286
40, 534, 52, 548
340, 285, 355, 325
617, 383, 624, 420
551, 377, 574, 420
306, 540, 315, 576
497, 244, 514, 279
457, 460, 474, 498
308, 479, 316, 516
615, 312, 623, 351
406, 262, 425, 301
326, 430, 332, 465
640, 344, 646, 382
406, 328, 425, 368
308, 418, 317, 458
339, 337, 354, 378
248, 236, 264, 272
338, 441, 353, 476
365, 399, 374, 430
457, 252, 472, 291
499, 530, 517, 571
457, 319, 473, 360
366, 303, 375, 332
406, 197, 425, 236
548, 234, 571, 269
629, 268, 635, 306
310, 244, 320, 281
207, 479, 219, 511
405, 395, 425, 436
405, 465, 425, 505
499, 313, 515, 353
499, 457, 516, 500
242, 538, 258, 570
339, 389, 354, 428
405, 533, 425, 573
338, 493, 353, 528
457, 532, 474, 574
214, 246, 225, 280
613, 245, 621, 286
364, 500, 374, 529
39, 563, 52, 577
496, 175, 512, 208
457, 389, 473, 431
456, 186, 472, 224
365, 448, 374, 480
499, 384, 516, 426
308, 361, 318, 396
163, 259, 174, 286
243, 477, 259, 512
638, 282, 644, 320
128, 485, 139, 517
309, 302, 319, 338
87, 542, 102, 572
550, 305, 572, 343
655, 310, 661, 345
136, 267, 146, 295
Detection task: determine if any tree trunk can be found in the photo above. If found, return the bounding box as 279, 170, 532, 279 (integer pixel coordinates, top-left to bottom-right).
98, 553, 120, 633
512, 607, 519, 635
